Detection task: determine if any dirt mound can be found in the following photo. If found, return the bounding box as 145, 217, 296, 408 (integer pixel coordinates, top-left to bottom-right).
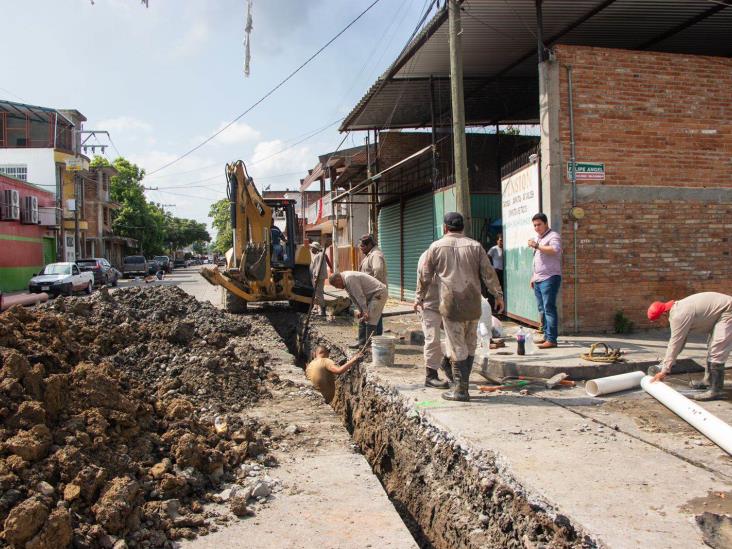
0, 286, 277, 547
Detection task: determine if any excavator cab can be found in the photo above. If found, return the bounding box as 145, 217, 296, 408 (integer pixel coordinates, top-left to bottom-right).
201, 161, 314, 313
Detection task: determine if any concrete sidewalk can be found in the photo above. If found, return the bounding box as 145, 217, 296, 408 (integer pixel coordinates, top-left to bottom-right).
312, 313, 732, 548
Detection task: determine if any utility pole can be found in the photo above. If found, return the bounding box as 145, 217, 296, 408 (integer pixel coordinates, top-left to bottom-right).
448, 0, 471, 234
74, 175, 81, 260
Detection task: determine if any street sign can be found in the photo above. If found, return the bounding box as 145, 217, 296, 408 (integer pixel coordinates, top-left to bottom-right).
65, 158, 83, 172
567, 162, 605, 181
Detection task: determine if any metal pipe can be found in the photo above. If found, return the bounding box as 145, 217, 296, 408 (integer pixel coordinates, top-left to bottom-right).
566, 64, 579, 333
641, 376, 732, 456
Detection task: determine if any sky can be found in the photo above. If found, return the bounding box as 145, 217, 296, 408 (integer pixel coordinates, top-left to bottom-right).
2, 0, 433, 236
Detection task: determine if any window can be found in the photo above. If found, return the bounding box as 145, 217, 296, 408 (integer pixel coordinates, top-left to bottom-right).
0, 165, 28, 181
72, 265, 80, 275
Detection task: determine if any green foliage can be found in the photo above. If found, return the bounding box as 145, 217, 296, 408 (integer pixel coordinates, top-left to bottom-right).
91, 155, 210, 256
208, 198, 232, 254
191, 240, 208, 256
614, 311, 635, 334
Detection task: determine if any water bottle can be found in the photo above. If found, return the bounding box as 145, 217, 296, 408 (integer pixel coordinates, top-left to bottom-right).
516, 327, 526, 356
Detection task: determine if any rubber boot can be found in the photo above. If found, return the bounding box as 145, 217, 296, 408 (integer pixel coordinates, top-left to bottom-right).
689, 362, 711, 390
442, 357, 471, 402
425, 368, 449, 389
692, 363, 726, 401
348, 323, 367, 349
440, 356, 454, 384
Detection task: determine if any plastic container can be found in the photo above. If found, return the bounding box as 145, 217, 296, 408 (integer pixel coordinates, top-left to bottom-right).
516, 327, 527, 356
372, 335, 396, 368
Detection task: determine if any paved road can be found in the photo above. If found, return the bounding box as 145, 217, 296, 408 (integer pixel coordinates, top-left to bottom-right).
116, 266, 222, 307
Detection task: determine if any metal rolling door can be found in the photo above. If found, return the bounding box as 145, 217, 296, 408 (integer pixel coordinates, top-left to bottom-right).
402, 193, 435, 302
377, 203, 402, 299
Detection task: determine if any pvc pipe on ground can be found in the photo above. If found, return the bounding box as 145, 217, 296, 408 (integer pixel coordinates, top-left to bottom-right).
1, 292, 49, 311
585, 371, 645, 397
641, 375, 732, 456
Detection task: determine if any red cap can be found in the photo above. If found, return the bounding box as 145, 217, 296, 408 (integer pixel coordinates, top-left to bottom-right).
647, 300, 674, 321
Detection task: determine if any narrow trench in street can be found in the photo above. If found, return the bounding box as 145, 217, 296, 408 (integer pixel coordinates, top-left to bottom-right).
258, 307, 595, 549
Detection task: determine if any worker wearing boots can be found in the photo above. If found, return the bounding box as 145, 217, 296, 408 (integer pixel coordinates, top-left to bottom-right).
416, 212, 504, 402
649, 292, 732, 401
309, 241, 331, 316
359, 234, 388, 336
414, 249, 452, 389
329, 271, 387, 349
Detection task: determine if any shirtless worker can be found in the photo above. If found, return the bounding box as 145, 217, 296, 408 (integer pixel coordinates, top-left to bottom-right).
416, 212, 504, 402
648, 292, 731, 401
306, 346, 365, 404
329, 271, 387, 348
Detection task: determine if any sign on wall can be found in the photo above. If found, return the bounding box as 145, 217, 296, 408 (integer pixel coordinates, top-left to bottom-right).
502, 162, 541, 324
567, 162, 605, 180
65, 158, 83, 172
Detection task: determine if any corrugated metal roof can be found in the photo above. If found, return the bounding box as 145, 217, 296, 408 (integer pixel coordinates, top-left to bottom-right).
342, 0, 732, 131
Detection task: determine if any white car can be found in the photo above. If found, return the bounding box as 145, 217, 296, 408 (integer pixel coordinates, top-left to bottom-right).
28, 262, 95, 297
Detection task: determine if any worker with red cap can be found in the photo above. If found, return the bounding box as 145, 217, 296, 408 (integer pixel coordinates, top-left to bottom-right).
648, 292, 732, 401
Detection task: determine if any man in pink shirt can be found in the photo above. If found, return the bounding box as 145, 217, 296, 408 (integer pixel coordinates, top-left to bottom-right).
529, 213, 562, 349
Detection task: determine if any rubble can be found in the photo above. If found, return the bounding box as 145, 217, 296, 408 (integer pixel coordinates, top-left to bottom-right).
0, 287, 281, 547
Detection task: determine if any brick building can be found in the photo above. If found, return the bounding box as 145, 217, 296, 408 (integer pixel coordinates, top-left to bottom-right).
339, 0, 732, 333
549, 45, 732, 332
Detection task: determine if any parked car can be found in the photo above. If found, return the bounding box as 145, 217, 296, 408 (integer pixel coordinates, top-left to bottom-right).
28, 262, 94, 297
147, 260, 161, 275
173, 259, 186, 268
153, 255, 172, 273
122, 255, 148, 278
77, 258, 121, 287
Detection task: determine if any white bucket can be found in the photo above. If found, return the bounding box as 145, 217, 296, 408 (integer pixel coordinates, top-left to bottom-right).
371, 335, 396, 368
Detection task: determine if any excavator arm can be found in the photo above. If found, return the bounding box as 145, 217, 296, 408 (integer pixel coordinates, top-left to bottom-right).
200, 160, 314, 312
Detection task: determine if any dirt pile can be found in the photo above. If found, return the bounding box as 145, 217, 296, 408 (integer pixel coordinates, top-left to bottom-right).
0, 286, 278, 548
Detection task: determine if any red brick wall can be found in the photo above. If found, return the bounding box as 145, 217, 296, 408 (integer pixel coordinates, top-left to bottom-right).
554, 45, 732, 333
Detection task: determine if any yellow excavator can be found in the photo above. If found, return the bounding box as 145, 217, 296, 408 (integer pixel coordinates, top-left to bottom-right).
201, 160, 314, 313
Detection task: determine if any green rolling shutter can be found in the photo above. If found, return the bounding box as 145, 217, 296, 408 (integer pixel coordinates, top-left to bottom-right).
378, 203, 402, 299
402, 193, 435, 302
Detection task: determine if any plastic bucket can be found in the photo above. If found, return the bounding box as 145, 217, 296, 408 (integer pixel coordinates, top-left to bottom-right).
371, 335, 396, 368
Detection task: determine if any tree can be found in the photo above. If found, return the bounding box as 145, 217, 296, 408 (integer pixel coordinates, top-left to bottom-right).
209, 198, 232, 254
91, 155, 209, 256
191, 240, 209, 256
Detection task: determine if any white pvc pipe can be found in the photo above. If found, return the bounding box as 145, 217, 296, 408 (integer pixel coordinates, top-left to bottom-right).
585, 371, 645, 397
641, 375, 732, 456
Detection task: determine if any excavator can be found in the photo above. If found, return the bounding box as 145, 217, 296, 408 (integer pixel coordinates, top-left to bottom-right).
201, 160, 314, 313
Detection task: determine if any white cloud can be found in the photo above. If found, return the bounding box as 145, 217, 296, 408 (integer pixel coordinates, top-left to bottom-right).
212, 121, 262, 146
173, 20, 210, 58
247, 139, 313, 183
97, 115, 153, 133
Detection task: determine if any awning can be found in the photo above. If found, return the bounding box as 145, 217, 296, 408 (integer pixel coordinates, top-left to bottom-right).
341, 0, 732, 131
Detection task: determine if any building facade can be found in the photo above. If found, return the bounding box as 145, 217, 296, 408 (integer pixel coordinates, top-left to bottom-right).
0, 174, 57, 292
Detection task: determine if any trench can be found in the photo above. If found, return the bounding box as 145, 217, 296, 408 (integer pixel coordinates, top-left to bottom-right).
259, 306, 598, 549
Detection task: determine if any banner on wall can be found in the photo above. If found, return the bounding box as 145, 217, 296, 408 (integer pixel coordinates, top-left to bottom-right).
501, 162, 541, 324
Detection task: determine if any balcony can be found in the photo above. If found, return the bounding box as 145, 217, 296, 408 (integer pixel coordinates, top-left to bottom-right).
305, 194, 347, 226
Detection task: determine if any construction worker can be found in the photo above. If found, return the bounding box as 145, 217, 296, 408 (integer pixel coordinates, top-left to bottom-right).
309, 241, 332, 316
648, 292, 732, 401
416, 212, 504, 402
416, 249, 452, 389
306, 345, 365, 404
359, 234, 388, 335
329, 271, 387, 349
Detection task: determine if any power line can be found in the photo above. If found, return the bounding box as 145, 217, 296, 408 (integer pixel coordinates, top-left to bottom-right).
144, 117, 343, 181
146, 0, 384, 177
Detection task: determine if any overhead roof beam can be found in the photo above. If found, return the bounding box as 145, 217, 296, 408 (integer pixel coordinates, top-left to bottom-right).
417, 0, 619, 128
637, 3, 729, 50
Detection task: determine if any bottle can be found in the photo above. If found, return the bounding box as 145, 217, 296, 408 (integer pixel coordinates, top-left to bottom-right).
516, 327, 526, 356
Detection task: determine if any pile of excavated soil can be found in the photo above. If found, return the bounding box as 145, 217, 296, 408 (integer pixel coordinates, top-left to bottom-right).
0, 286, 280, 548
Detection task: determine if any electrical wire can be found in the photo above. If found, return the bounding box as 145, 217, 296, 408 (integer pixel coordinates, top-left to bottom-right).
146, 0, 384, 177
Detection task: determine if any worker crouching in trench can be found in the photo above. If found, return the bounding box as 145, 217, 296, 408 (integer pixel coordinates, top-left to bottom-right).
328, 271, 387, 349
